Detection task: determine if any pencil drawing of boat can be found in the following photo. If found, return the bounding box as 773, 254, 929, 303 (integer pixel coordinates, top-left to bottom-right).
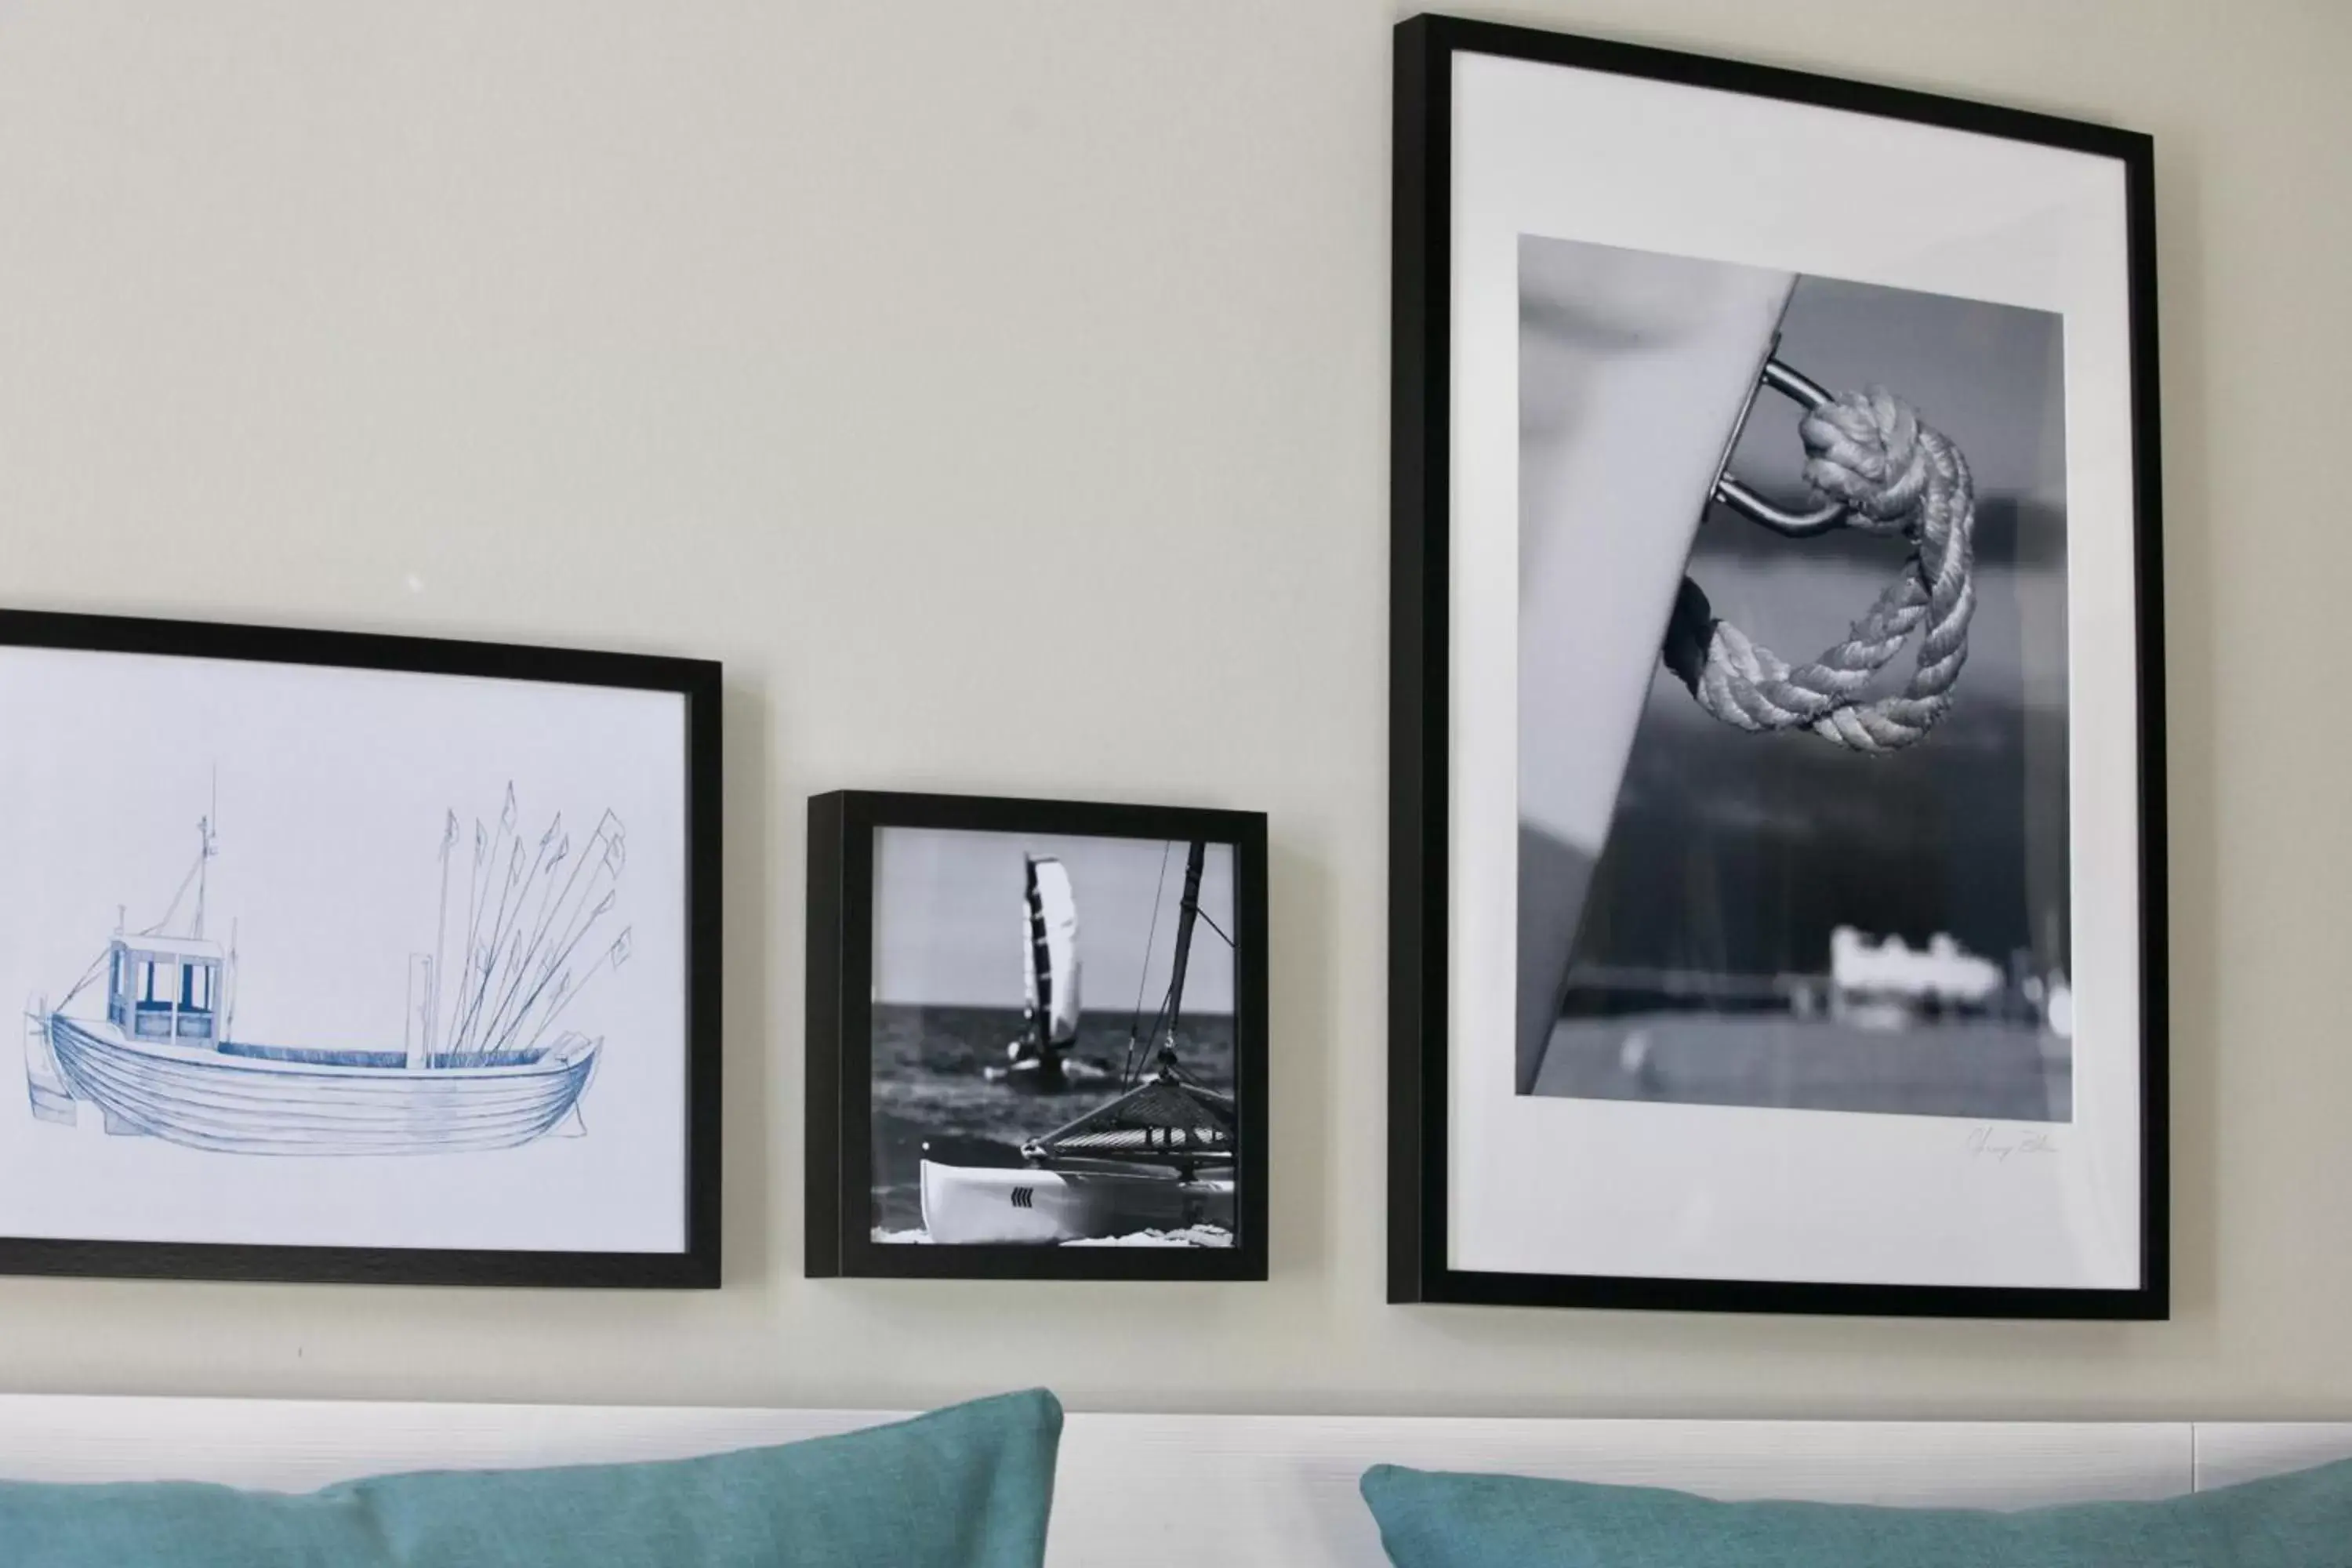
23, 786, 630, 1157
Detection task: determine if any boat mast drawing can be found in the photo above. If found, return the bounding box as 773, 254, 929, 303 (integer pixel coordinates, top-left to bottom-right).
22, 785, 631, 1157
921, 840, 1238, 1244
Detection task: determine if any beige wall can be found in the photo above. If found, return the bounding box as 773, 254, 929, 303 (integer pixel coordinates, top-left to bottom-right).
0, 0, 2344, 1417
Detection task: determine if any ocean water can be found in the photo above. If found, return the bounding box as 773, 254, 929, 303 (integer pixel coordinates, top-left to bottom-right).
1534, 1013, 2071, 1123
869, 1003, 1236, 1236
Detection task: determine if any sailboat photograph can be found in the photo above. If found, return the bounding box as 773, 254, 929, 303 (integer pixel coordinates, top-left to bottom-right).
860, 820, 1249, 1250
924, 840, 1236, 1245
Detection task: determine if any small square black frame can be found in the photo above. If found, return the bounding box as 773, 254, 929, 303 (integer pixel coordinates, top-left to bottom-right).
1388, 15, 2168, 1318
0, 607, 723, 1290
807, 790, 1269, 1281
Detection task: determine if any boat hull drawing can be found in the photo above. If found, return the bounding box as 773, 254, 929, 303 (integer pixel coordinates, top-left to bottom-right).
41, 1013, 597, 1157
919, 1158, 1234, 1246
24, 784, 633, 1158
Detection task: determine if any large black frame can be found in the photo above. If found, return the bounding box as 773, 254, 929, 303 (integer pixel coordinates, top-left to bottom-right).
1388, 15, 2168, 1317
0, 608, 723, 1289
807, 790, 1269, 1281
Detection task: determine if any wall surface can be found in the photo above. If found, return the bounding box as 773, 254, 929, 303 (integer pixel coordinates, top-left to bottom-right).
0, 0, 2345, 1418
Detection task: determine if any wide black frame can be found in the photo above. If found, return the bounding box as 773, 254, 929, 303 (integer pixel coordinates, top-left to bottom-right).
0, 607, 723, 1290
807, 790, 1269, 1281
1388, 15, 2168, 1318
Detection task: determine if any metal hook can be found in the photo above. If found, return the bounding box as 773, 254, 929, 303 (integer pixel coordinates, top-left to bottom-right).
1711, 351, 1846, 538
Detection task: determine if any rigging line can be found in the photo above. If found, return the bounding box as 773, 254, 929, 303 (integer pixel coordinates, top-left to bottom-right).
56, 950, 112, 1010
1190, 907, 1235, 949
1124, 977, 1179, 1095
139, 851, 206, 938
1121, 840, 1175, 1090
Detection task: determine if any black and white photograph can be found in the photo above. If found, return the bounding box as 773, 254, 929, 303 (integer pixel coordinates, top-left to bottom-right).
1388, 17, 2165, 1317
1519, 239, 2074, 1127
807, 792, 1268, 1281
873, 827, 1240, 1249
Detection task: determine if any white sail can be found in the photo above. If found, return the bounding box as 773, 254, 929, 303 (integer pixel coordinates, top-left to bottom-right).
1022, 855, 1081, 1045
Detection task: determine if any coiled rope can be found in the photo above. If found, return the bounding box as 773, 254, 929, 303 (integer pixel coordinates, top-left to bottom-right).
1661, 386, 1976, 754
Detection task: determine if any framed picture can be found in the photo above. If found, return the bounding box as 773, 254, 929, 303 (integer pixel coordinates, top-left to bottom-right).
806, 791, 1268, 1280
0, 609, 721, 1287
1388, 16, 2165, 1316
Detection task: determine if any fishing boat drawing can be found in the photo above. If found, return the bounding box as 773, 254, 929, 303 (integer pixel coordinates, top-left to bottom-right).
981, 854, 1114, 1092
22, 786, 631, 1157
921, 840, 1237, 1245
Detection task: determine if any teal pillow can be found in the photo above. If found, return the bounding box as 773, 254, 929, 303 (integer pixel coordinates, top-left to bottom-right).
0, 1388, 1061, 1568
1361, 1456, 2352, 1567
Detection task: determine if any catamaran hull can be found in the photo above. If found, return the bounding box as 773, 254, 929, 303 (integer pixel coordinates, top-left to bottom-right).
919, 1159, 1233, 1245
44, 1014, 596, 1156
980, 1054, 1116, 1092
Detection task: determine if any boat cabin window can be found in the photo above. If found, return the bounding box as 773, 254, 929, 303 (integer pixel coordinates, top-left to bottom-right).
125, 955, 217, 1014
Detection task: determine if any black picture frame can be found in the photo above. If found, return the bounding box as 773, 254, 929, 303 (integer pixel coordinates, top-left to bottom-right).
1388, 15, 2167, 1318
807, 790, 1269, 1281
0, 607, 723, 1290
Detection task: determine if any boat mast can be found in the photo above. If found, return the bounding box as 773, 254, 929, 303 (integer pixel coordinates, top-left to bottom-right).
430, 811, 457, 1064
1022, 839, 1230, 1175
193, 771, 218, 940
1023, 855, 1048, 1051
1159, 840, 1207, 1062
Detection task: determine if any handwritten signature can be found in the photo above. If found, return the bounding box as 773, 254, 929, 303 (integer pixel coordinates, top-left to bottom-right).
1966, 1124, 2059, 1162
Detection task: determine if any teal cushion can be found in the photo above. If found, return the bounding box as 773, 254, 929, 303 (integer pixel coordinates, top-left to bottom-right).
0, 1388, 1061, 1568
1361, 1456, 2352, 1567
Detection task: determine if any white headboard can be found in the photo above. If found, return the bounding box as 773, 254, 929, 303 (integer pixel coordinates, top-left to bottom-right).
0, 1395, 2344, 1566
